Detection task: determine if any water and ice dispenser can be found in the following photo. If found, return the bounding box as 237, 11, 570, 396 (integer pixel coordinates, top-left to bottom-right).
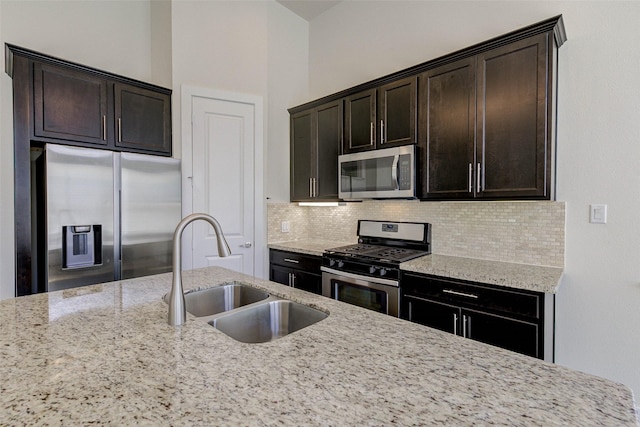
62, 225, 103, 269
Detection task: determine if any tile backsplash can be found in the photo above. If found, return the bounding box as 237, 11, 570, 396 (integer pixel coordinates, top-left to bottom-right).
268, 200, 565, 268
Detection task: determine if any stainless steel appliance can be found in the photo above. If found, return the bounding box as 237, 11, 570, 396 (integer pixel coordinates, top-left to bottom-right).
338, 145, 416, 200
41, 144, 181, 292
321, 220, 431, 317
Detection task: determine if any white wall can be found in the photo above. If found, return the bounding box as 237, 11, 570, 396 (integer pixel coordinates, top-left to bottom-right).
170, 0, 307, 204
0, 0, 157, 299
306, 0, 640, 397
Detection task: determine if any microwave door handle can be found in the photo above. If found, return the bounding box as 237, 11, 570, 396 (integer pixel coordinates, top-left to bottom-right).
391, 155, 400, 190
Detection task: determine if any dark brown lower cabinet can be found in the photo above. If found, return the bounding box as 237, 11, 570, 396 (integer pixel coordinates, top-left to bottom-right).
269, 250, 322, 295
401, 272, 553, 361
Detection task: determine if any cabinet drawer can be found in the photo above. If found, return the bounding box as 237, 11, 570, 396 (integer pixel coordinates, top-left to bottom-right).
269, 249, 322, 273
402, 273, 540, 319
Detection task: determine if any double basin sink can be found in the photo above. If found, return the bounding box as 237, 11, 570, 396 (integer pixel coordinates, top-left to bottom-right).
163, 283, 327, 343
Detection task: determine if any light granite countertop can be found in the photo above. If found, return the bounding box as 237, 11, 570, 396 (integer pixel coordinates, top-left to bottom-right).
0, 266, 636, 425
269, 239, 355, 257
269, 240, 563, 294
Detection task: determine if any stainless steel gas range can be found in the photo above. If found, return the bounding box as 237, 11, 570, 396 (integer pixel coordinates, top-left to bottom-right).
321, 220, 431, 317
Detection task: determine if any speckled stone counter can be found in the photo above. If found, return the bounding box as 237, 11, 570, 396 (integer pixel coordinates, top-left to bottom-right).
269, 239, 354, 257
0, 267, 636, 425
269, 240, 563, 294
401, 254, 564, 294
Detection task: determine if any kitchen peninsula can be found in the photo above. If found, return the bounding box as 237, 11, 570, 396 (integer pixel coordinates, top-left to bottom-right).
0, 267, 637, 425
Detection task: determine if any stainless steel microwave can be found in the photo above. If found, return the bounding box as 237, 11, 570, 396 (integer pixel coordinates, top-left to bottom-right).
338, 145, 416, 200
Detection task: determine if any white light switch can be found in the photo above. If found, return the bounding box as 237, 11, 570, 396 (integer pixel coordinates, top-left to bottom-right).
281, 221, 290, 233
590, 204, 607, 224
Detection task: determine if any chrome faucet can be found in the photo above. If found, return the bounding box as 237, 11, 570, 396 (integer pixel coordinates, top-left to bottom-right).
168, 213, 232, 326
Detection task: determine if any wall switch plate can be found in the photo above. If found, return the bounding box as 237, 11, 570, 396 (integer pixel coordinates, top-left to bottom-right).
589, 204, 607, 224
281, 221, 290, 233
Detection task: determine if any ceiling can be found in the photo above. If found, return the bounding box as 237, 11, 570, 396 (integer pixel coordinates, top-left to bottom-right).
277, 0, 341, 21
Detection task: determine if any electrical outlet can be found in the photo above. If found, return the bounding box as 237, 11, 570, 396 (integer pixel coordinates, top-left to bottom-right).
589, 204, 607, 224
281, 221, 290, 233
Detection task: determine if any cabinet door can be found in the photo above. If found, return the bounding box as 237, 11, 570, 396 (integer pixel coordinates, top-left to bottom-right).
418, 58, 476, 199
114, 83, 171, 155
270, 264, 293, 286
314, 100, 342, 200
378, 76, 417, 148
404, 295, 460, 334
33, 63, 109, 146
344, 89, 376, 153
463, 308, 540, 358
476, 34, 549, 198
290, 111, 314, 201
291, 271, 322, 295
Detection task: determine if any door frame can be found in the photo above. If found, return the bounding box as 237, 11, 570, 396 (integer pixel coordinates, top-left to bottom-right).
180, 85, 265, 278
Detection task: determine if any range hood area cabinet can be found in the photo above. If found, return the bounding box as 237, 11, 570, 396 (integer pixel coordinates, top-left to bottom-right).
288, 15, 566, 203
10, 44, 172, 157
290, 100, 343, 202
343, 76, 417, 154
419, 32, 561, 200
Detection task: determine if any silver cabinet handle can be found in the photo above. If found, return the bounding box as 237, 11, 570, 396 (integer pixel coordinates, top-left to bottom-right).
468, 163, 473, 193
380, 119, 385, 144
443, 289, 478, 299
462, 314, 468, 338
309, 178, 313, 198
370, 122, 374, 146
466, 315, 471, 338
118, 118, 122, 142
102, 115, 107, 140
408, 301, 413, 321
288, 273, 292, 287
453, 312, 458, 336
477, 162, 481, 192
291, 273, 296, 288
313, 178, 317, 198
240, 242, 252, 248
283, 258, 299, 264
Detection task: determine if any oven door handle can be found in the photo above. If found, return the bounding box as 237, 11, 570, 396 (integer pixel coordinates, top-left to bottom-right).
321, 266, 399, 287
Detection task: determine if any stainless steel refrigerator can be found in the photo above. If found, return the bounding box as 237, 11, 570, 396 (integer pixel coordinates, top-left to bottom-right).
44, 144, 181, 292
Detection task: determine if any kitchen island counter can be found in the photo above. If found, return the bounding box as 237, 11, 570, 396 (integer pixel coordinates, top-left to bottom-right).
0, 267, 636, 425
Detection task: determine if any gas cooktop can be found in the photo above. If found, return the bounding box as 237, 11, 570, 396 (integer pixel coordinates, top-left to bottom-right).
325, 243, 428, 263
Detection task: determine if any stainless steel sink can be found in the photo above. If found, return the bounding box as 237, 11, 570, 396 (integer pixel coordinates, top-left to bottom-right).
210, 300, 328, 343
163, 283, 270, 317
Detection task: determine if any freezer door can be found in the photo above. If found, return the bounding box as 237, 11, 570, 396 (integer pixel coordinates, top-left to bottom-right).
46, 145, 115, 291
120, 153, 181, 280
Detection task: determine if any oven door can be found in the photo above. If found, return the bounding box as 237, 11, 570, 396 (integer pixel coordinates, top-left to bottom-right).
321, 267, 399, 317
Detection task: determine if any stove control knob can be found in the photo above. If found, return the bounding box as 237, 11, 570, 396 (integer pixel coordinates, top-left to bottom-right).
329, 258, 336, 267
338, 261, 344, 268
379, 268, 387, 276
369, 266, 377, 274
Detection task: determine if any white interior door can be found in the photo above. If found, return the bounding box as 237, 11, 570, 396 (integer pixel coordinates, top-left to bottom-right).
189, 94, 256, 275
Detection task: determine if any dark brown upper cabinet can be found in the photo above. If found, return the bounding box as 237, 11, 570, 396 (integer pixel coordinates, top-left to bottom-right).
34, 63, 110, 146
114, 83, 171, 154
25, 47, 172, 156
344, 76, 417, 154
290, 100, 343, 202
289, 16, 566, 202
476, 34, 549, 199
419, 57, 476, 199
344, 89, 376, 153
420, 33, 558, 200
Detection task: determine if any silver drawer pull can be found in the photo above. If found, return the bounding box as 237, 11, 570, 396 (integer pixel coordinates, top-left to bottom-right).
283, 258, 299, 264
443, 289, 478, 299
